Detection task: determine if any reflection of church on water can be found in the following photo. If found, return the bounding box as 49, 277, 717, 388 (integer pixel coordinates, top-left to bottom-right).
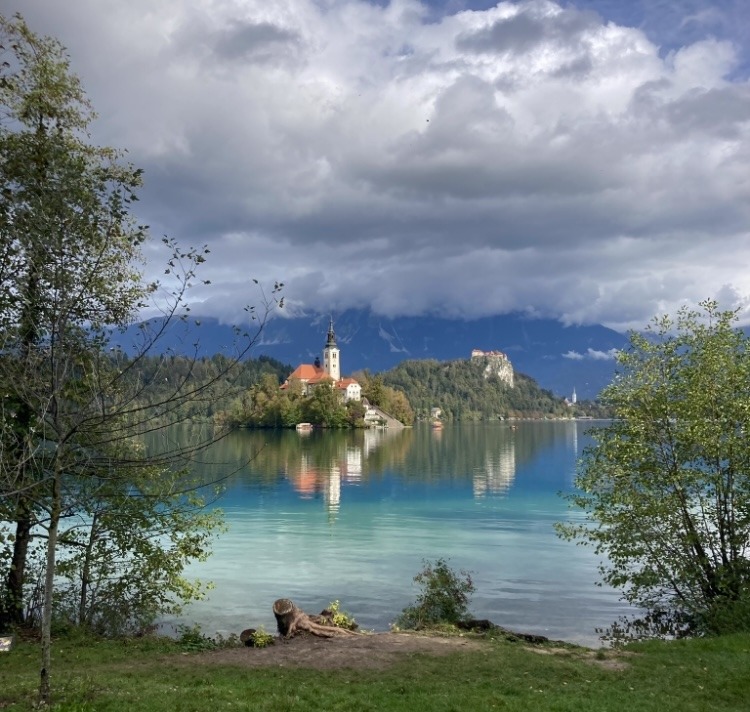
472, 437, 517, 498
287, 430, 392, 520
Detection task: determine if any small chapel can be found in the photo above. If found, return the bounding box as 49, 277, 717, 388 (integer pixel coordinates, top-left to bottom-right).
281, 319, 362, 402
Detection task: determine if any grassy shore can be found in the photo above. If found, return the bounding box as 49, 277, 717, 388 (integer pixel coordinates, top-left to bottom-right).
1, 631, 749, 711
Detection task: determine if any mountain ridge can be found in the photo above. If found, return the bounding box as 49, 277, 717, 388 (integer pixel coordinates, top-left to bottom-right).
116, 309, 628, 399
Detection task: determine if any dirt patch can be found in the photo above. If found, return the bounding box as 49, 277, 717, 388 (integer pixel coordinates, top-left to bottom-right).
187, 632, 487, 671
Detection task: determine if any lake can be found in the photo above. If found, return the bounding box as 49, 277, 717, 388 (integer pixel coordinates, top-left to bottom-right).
169, 421, 629, 646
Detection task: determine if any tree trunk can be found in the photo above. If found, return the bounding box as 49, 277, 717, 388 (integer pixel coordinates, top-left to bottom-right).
272, 599, 359, 639
1, 207, 44, 631
39, 471, 61, 707
2, 505, 32, 628
78, 512, 100, 626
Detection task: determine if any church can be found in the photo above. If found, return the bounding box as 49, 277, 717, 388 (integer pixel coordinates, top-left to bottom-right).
280, 319, 362, 402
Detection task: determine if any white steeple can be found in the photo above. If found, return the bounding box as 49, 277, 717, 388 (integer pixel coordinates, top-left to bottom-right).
323, 318, 340, 381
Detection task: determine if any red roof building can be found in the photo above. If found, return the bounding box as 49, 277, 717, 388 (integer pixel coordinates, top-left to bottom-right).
280, 320, 362, 401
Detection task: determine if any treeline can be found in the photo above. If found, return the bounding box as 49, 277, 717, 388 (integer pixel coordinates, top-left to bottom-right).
378, 358, 574, 421
117, 353, 292, 425
121, 354, 602, 426
120, 353, 604, 426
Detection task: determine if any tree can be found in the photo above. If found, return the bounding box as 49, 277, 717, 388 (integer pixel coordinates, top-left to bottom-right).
359, 373, 415, 425
396, 558, 475, 630
361, 374, 386, 406
0, 15, 280, 704
52, 458, 223, 636
557, 301, 750, 637
302, 382, 348, 428
0, 13, 147, 636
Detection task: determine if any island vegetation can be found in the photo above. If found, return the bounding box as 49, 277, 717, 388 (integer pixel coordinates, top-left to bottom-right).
216, 372, 415, 429
82, 351, 607, 431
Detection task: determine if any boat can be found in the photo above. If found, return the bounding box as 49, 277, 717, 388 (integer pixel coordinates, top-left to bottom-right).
295, 422, 313, 432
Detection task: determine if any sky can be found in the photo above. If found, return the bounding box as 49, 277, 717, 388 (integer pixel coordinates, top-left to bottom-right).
5, 0, 750, 332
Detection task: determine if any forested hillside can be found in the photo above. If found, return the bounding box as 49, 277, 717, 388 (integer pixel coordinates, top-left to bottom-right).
122, 353, 604, 425
379, 358, 572, 421
125, 355, 588, 427
119, 353, 292, 424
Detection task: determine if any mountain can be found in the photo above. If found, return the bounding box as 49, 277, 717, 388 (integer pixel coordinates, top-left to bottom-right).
115, 309, 628, 400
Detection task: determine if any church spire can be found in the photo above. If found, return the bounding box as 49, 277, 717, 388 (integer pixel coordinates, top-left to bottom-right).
323, 317, 340, 381
326, 317, 337, 348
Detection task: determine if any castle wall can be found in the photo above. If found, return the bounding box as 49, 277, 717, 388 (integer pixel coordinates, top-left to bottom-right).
471, 349, 514, 388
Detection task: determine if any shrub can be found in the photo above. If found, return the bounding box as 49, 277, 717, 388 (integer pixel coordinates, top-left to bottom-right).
176, 624, 217, 652
396, 558, 475, 630
250, 627, 275, 648
327, 600, 358, 630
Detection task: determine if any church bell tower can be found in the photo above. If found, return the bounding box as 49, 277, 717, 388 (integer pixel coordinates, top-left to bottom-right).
323, 318, 340, 381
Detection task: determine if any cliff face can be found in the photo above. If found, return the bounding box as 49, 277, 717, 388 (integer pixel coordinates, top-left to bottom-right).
471, 349, 514, 388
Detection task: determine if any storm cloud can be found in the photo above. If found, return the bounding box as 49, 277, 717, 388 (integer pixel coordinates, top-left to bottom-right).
8, 0, 750, 331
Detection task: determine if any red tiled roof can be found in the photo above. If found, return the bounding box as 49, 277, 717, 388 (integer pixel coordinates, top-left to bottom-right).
308, 373, 333, 385
281, 365, 358, 390
336, 378, 360, 389
288, 363, 326, 381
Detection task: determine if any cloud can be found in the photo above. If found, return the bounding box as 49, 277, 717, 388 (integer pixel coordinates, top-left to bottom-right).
563, 348, 620, 361
6, 0, 750, 332
455, 1, 599, 56
208, 20, 301, 64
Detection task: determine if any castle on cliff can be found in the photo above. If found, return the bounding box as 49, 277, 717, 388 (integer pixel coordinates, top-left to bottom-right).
470, 349, 514, 388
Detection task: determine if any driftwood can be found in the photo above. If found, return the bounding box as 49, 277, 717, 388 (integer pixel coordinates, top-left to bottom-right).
273, 598, 360, 639
456, 619, 551, 644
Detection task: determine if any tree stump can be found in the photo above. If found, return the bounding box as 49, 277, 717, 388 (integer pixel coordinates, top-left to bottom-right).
273, 599, 301, 637
240, 628, 257, 646
272, 598, 359, 639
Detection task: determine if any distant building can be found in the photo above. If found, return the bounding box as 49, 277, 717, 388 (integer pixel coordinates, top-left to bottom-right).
336, 377, 362, 402
471, 349, 506, 359
281, 319, 362, 401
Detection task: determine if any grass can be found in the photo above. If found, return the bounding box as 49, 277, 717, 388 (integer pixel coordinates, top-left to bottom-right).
1, 631, 749, 711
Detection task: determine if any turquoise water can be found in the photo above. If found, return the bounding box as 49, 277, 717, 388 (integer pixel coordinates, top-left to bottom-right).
175, 421, 628, 646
